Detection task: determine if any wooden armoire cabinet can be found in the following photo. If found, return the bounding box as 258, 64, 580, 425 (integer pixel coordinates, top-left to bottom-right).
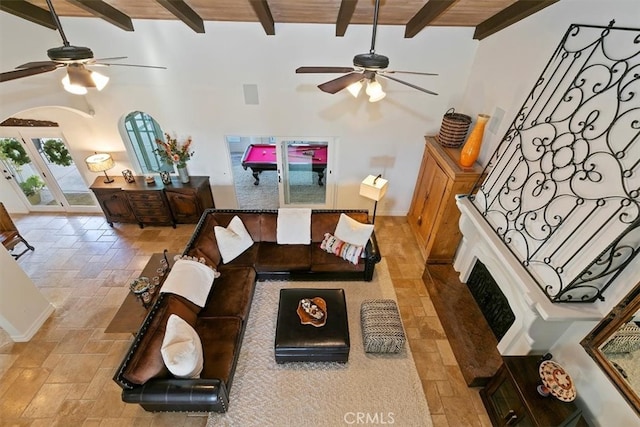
408, 136, 483, 263
90, 175, 214, 228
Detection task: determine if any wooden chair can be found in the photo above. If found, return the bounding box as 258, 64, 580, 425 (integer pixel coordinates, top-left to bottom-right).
0, 202, 34, 259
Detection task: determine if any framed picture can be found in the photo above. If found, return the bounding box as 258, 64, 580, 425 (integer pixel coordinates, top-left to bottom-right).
122, 169, 135, 183
159, 171, 171, 185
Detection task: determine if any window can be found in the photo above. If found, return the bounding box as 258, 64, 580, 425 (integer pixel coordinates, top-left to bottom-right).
124, 111, 172, 174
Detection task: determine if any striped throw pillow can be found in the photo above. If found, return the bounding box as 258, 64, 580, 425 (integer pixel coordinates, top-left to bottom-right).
320, 233, 363, 265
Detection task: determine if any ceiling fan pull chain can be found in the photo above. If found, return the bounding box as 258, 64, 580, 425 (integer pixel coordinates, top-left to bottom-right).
369, 0, 381, 54
45, 0, 70, 46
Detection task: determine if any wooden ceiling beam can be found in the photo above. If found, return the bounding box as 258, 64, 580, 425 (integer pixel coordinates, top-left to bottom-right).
474, 0, 560, 40
250, 0, 275, 35
155, 0, 205, 33
404, 0, 456, 38
336, 0, 357, 37
66, 0, 134, 31
0, 0, 56, 30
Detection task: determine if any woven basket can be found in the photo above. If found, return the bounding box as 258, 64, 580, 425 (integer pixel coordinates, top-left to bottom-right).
437, 108, 472, 148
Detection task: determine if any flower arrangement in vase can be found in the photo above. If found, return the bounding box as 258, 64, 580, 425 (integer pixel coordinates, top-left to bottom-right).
154, 133, 194, 183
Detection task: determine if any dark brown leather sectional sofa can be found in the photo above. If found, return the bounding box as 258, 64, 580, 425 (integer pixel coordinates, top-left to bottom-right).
113, 209, 381, 412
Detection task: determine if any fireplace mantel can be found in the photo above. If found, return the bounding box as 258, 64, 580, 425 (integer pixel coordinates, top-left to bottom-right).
454, 196, 608, 355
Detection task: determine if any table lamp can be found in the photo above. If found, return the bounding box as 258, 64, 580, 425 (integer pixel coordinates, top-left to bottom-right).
359, 174, 388, 224
85, 153, 115, 183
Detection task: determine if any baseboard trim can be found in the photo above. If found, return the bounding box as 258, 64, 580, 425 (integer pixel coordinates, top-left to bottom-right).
9, 302, 54, 342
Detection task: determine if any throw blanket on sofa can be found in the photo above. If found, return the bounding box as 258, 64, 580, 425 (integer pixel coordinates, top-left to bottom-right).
277, 208, 311, 244
160, 259, 216, 307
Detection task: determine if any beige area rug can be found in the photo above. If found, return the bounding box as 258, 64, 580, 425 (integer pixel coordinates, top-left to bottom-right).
206, 259, 432, 427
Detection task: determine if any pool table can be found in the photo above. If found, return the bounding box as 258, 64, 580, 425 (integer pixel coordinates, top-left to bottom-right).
241, 143, 328, 186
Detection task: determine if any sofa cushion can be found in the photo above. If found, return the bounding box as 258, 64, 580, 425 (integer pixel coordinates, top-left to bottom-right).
121, 294, 200, 385
215, 216, 254, 264
161, 314, 204, 379
199, 267, 257, 320
260, 212, 278, 243
311, 245, 365, 273
256, 243, 311, 271
186, 214, 222, 267
334, 213, 374, 247
196, 316, 243, 387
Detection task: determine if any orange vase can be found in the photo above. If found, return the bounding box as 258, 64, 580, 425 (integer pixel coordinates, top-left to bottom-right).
459, 114, 490, 167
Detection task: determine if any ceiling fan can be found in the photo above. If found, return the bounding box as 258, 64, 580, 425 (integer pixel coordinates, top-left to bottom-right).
296, 0, 438, 102
0, 0, 165, 94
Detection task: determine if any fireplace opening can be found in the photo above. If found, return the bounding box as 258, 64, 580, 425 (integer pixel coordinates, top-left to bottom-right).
466, 261, 515, 342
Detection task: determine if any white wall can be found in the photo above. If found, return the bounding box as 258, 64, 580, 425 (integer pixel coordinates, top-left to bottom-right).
0, 13, 478, 214
461, 0, 640, 425
0, 248, 54, 341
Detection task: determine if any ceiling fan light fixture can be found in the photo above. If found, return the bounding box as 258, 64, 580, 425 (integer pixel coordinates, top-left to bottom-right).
347, 80, 363, 98
61, 74, 88, 95
369, 91, 386, 103
366, 79, 383, 96
90, 70, 109, 91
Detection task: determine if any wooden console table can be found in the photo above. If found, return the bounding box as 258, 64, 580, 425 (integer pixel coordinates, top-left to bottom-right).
105, 253, 176, 334
90, 175, 214, 228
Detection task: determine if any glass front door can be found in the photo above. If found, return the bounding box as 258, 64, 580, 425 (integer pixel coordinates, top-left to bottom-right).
276, 138, 334, 208
0, 129, 96, 212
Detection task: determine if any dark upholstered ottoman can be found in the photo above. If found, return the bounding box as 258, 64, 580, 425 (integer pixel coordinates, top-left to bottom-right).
275, 288, 350, 363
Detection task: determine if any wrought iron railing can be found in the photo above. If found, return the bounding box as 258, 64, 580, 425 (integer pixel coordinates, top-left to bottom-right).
466, 22, 640, 303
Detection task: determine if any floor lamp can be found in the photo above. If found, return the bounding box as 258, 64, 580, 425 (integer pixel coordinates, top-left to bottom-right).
359, 174, 388, 224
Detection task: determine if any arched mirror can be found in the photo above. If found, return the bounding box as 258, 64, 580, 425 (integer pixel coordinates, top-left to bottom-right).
581, 282, 640, 416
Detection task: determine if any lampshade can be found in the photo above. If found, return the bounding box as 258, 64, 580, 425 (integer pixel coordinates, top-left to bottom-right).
85, 153, 114, 172
61, 75, 88, 95
62, 69, 109, 94
85, 153, 115, 183
347, 80, 363, 98
359, 174, 389, 201
365, 79, 386, 102
368, 91, 386, 102
90, 71, 109, 91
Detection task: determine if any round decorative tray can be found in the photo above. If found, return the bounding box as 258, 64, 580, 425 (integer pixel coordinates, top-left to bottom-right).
130, 277, 150, 294
539, 360, 576, 402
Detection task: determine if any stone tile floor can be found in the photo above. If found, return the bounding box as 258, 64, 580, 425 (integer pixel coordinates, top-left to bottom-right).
0, 213, 490, 426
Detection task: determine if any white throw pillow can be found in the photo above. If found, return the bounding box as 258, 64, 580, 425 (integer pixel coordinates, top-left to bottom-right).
334, 213, 374, 247
161, 314, 203, 379
160, 259, 216, 307
214, 216, 254, 263
277, 208, 311, 244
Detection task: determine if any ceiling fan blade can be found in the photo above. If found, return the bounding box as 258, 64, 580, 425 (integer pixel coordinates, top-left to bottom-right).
296, 66, 355, 74
16, 61, 58, 69
68, 65, 95, 87
381, 70, 439, 76
94, 63, 167, 69
1, 64, 59, 83
92, 56, 128, 62
378, 73, 438, 96
318, 72, 365, 94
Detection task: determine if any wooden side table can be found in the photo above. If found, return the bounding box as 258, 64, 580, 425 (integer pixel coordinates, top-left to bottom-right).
480, 356, 588, 426
105, 252, 176, 334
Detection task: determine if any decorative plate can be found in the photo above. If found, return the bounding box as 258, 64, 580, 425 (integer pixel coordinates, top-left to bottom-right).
130, 277, 150, 294
539, 360, 577, 402
297, 297, 327, 327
